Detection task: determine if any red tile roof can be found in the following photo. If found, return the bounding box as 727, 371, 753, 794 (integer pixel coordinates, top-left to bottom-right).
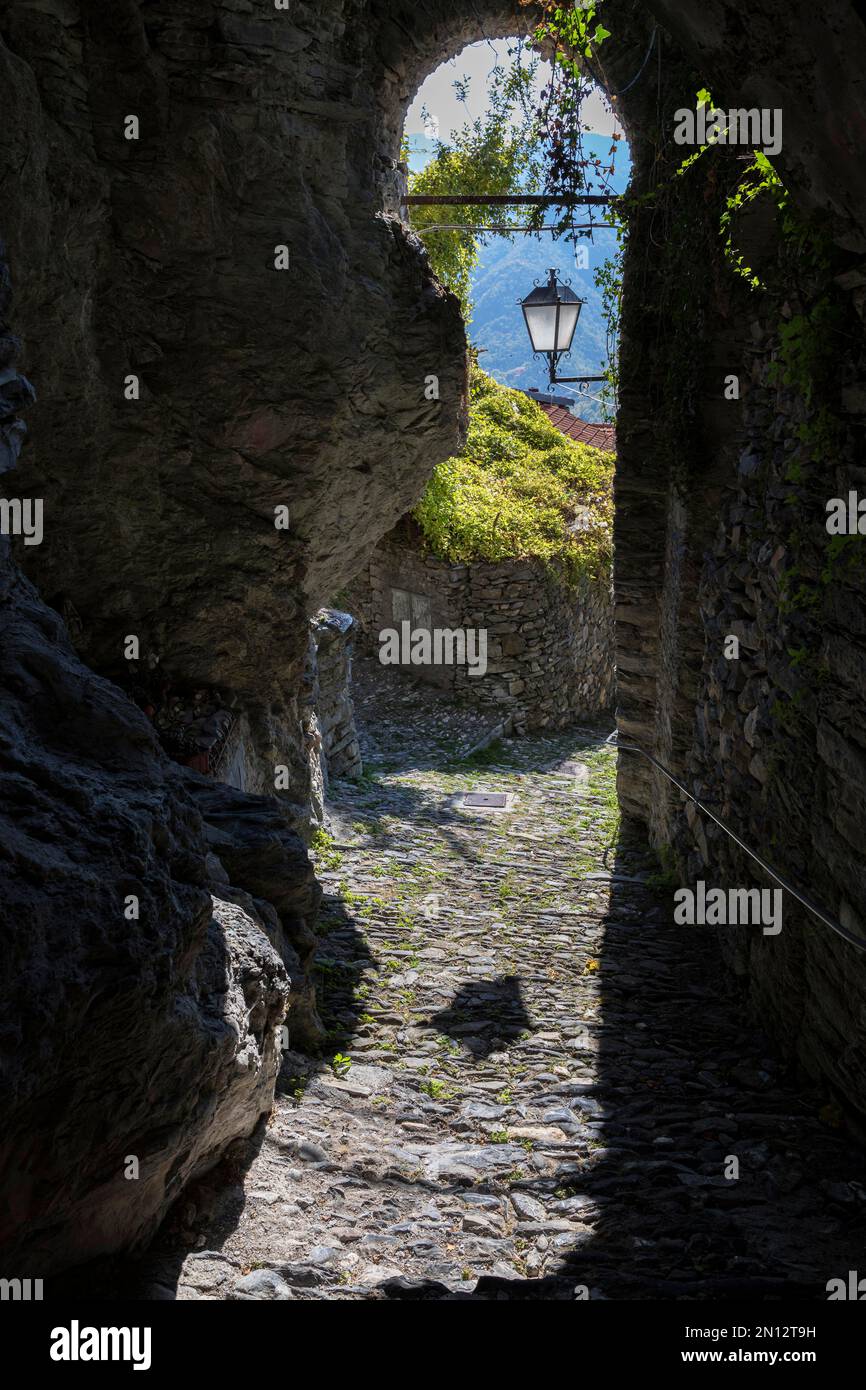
538, 402, 616, 453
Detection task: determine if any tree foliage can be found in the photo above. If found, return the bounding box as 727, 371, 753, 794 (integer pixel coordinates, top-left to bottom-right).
406, 60, 542, 322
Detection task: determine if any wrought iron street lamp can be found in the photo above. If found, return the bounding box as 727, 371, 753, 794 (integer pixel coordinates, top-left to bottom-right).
520, 267, 606, 391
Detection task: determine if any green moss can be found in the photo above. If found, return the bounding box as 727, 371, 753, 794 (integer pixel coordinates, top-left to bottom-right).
768, 296, 845, 465
450, 737, 507, 768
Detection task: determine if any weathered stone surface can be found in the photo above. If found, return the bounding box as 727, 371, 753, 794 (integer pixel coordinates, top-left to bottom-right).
185, 773, 324, 1048
309, 609, 363, 783
680, 262, 866, 1121
0, 544, 289, 1275
348, 527, 614, 730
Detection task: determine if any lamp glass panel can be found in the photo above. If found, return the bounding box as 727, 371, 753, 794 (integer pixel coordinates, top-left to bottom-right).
554, 303, 580, 353
523, 302, 560, 353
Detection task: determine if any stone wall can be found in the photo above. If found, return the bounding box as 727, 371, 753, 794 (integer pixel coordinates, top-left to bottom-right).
348, 526, 614, 731
599, 0, 866, 1124
310, 608, 363, 783
678, 237, 866, 1125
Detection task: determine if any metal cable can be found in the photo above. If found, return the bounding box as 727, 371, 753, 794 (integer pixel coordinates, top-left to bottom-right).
359, 713, 855, 948
601, 732, 866, 952
609, 25, 658, 99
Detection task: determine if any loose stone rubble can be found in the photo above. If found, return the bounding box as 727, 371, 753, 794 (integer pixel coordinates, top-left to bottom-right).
106, 660, 866, 1301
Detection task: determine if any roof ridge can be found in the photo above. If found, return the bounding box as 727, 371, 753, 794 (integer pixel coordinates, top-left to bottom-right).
535, 400, 616, 452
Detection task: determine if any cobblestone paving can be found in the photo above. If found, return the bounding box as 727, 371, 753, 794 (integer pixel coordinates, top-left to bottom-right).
128, 665, 866, 1301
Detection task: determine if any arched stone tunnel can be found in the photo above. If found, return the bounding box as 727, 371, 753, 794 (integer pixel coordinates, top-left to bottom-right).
1, 0, 866, 1291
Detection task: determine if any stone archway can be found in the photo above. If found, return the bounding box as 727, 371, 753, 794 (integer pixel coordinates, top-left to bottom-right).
365, 0, 866, 1126
4, 0, 863, 815
2, 0, 866, 1279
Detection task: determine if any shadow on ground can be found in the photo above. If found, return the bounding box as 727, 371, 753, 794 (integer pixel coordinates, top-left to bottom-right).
429, 975, 532, 1059
372, 834, 866, 1300
58, 663, 866, 1301
333, 667, 866, 1300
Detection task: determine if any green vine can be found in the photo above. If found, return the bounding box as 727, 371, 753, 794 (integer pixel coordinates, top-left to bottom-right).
594, 217, 625, 421
719, 152, 785, 288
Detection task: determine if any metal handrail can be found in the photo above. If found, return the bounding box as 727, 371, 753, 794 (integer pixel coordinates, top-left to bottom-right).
603, 732, 866, 954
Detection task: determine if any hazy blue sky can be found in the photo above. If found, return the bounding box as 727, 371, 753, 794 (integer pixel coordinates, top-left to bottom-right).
405, 38, 623, 143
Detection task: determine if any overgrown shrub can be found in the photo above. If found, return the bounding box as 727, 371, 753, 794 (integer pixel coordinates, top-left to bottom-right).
415, 367, 613, 586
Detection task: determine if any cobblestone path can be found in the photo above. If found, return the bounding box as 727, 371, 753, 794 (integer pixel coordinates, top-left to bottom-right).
133, 668, 866, 1301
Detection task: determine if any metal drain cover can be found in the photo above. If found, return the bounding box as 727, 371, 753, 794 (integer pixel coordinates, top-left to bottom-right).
462, 792, 509, 808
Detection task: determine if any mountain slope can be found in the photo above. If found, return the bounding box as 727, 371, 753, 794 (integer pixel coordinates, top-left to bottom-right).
408, 131, 630, 422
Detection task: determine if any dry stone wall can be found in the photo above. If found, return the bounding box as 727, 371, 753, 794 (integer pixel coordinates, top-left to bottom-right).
602, 0, 866, 1123
348, 528, 614, 731
680, 250, 866, 1123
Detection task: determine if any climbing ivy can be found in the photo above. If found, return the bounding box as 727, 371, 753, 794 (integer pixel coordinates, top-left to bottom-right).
594, 219, 625, 419
719, 152, 785, 288
520, 0, 622, 243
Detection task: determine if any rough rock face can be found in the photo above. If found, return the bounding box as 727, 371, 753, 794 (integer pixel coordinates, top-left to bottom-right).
0, 233, 301, 1274
187, 775, 324, 1049
0, 0, 471, 799
0, 542, 290, 1275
